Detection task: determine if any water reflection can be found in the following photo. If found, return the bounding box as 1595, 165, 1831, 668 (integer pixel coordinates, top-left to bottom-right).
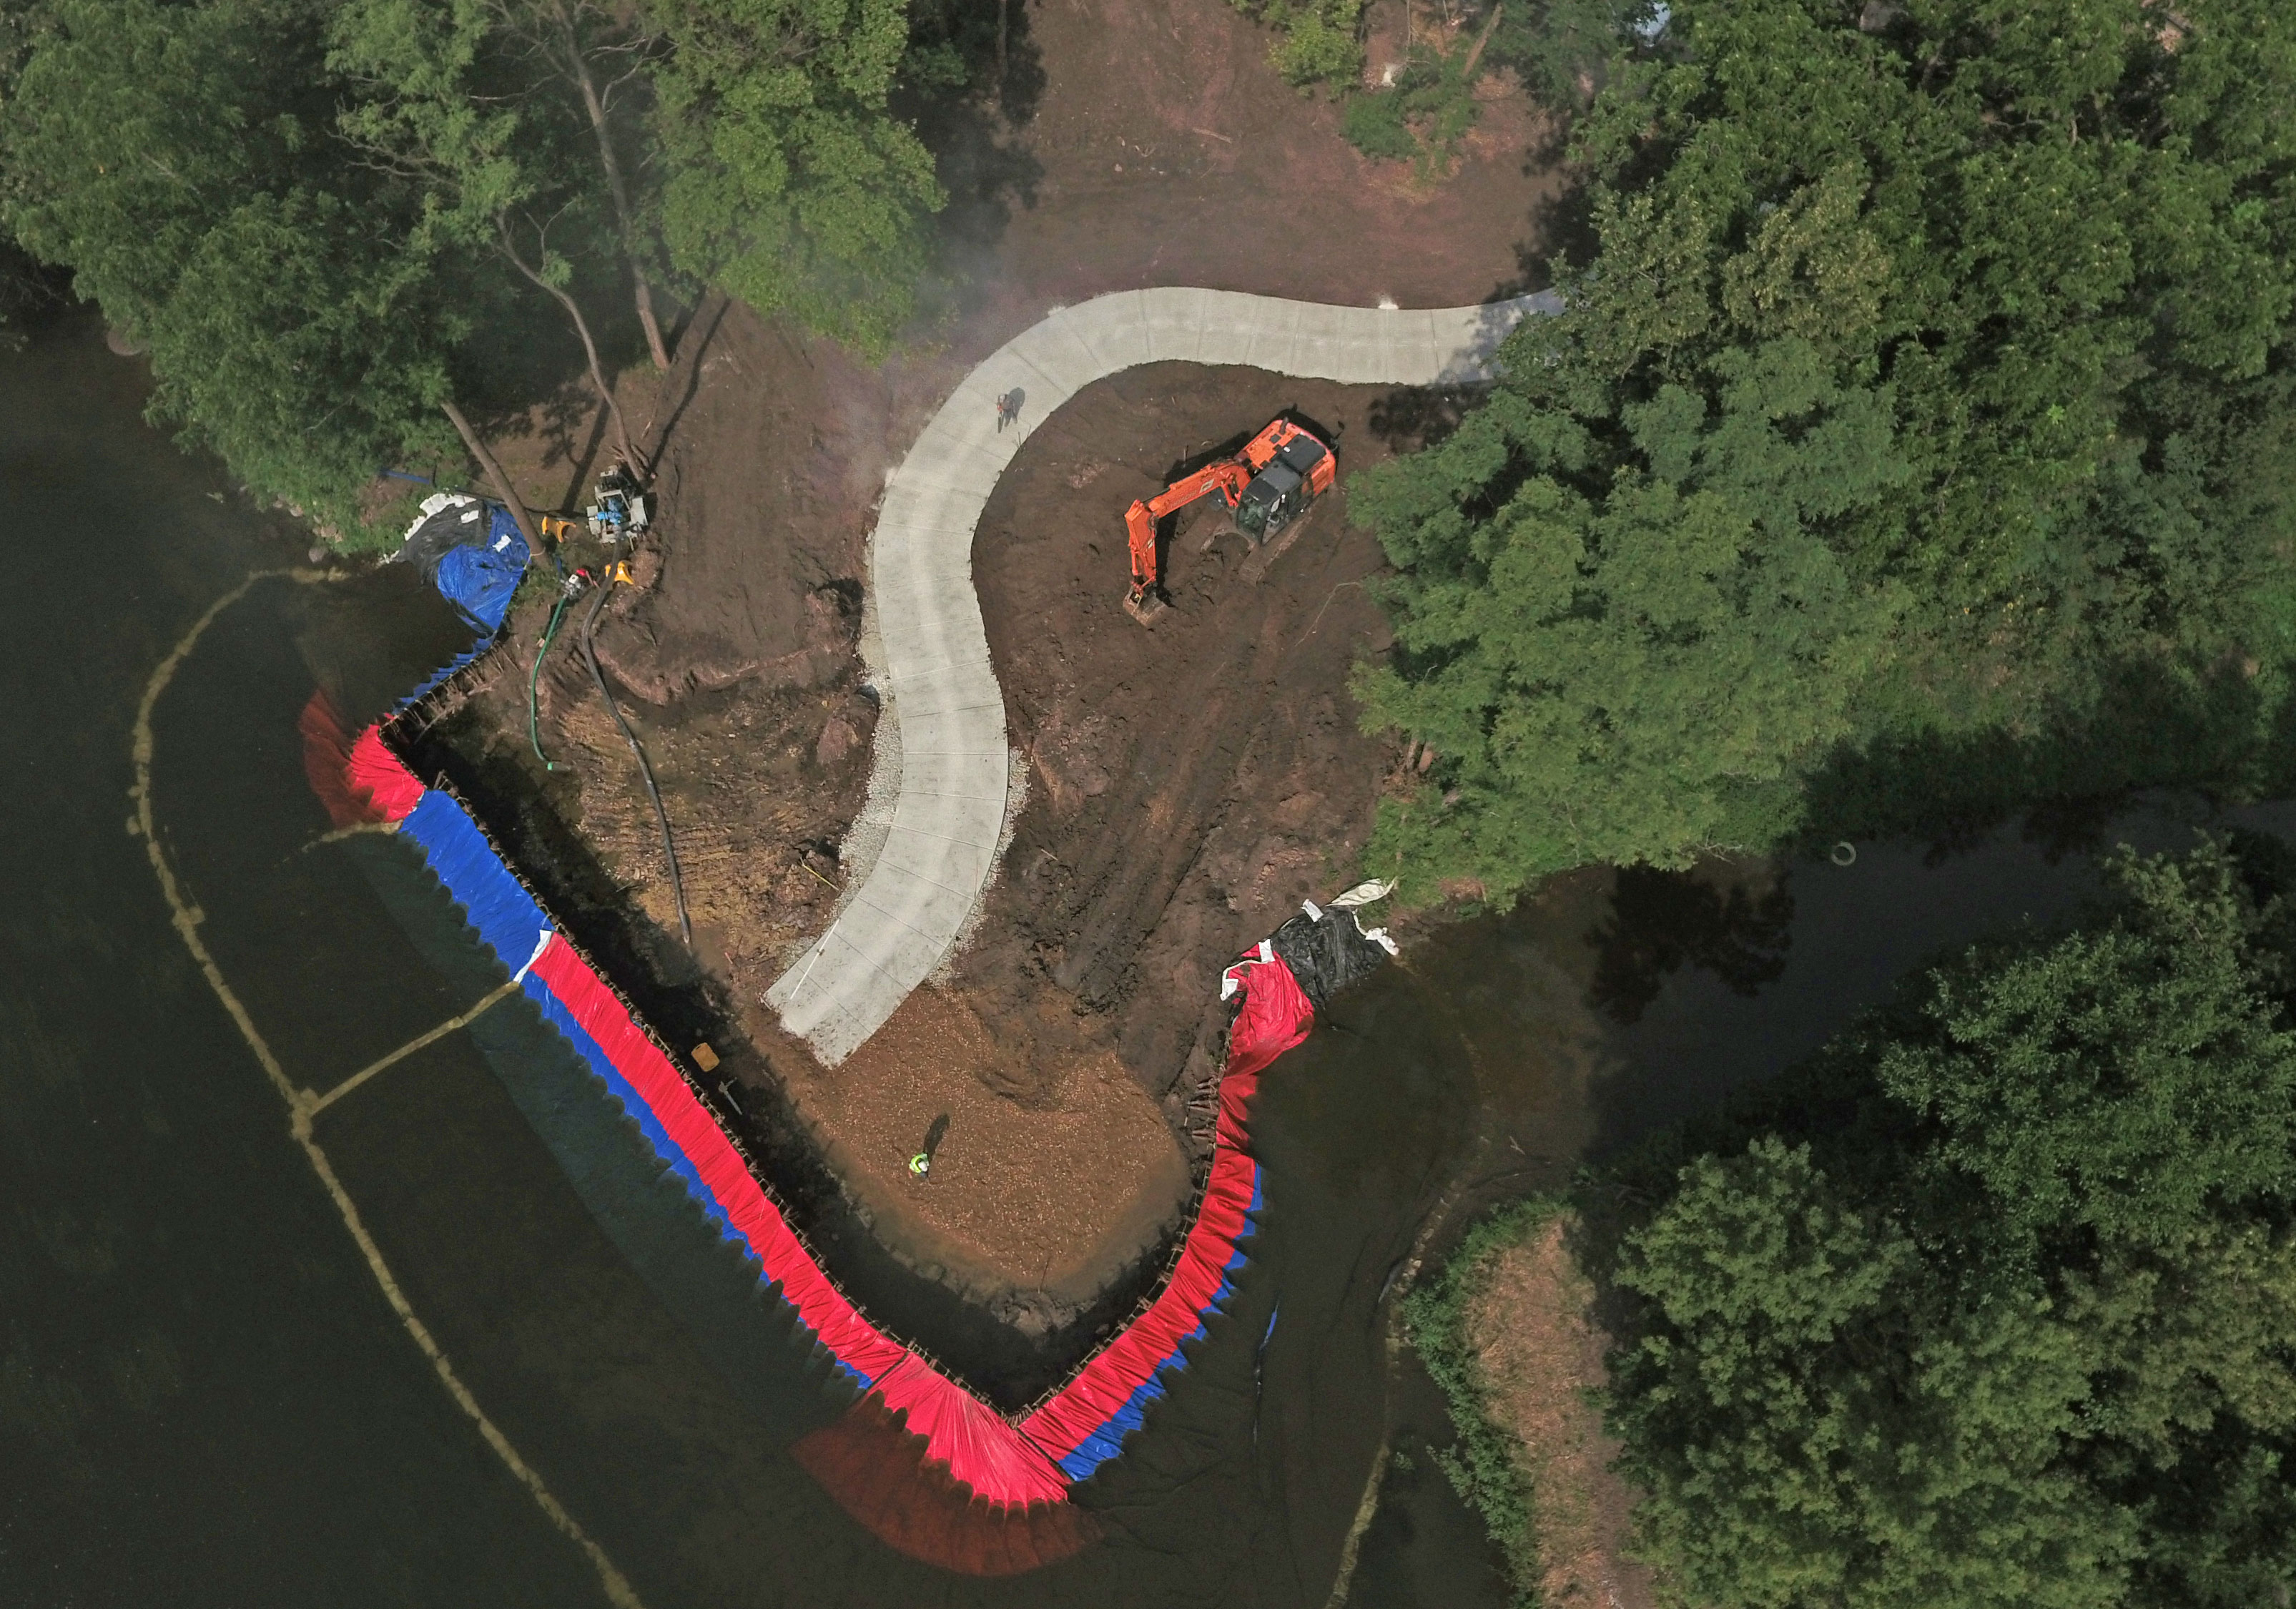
137, 569, 1509, 1606
1585, 862, 1794, 1025
137, 560, 2296, 1609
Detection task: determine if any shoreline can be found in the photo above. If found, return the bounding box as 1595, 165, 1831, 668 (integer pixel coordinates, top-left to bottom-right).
408, 346, 1468, 1347
398, 0, 1561, 1351
334, 704, 1366, 1513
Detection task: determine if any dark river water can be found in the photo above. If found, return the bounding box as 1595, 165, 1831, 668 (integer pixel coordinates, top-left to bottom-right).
6, 315, 2280, 1608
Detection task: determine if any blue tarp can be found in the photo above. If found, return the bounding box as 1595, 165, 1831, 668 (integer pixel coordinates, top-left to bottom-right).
398, 790, 551, 972
432, 506, 527, 633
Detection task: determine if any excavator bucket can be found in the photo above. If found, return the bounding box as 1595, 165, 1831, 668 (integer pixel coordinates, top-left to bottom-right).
1124, 586, 1167, 625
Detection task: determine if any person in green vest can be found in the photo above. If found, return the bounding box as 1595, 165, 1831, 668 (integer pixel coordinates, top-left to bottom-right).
907, 1113, 950, 1180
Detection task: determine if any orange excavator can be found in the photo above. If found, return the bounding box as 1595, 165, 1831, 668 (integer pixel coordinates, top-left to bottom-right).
1124, 417, 1336, 621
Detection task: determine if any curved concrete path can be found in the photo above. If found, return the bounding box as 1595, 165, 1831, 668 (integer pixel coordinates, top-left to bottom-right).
768, 285, 1561, 1063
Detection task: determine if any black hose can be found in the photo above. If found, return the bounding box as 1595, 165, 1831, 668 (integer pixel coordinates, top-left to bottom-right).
580, 568, 692, 949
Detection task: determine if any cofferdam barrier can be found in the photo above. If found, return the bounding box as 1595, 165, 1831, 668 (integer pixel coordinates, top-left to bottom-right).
314, 284, 1495, 1563
332, 722, 1391, 1527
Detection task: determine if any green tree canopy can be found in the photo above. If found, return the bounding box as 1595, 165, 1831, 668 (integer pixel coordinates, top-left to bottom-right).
327, 0, 651, 478
2, 0, 464, 526
1353, 0, 2296, 902
1, 0, 961, 529
1599, 838, 2296, 1608
1354, 335, 1908, 892
649, 0, 945, 355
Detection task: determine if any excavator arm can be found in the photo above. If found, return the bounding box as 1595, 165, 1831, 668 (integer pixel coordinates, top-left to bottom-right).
1124, 460, 1251, 604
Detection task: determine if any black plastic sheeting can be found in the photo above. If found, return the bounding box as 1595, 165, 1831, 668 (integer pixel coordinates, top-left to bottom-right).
390, 496, 527, 634
395, 496, 492, 571
1266, 905, 1394, 1013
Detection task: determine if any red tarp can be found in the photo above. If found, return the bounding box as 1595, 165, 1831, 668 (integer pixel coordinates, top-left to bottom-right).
321, 717, 1333, 1511
1017, 946, 1315, 1463
347, 724, 426, 823
1220, 945, 1317, 1087
872, 1357, 1070, 1506
526, 935, 912, 1384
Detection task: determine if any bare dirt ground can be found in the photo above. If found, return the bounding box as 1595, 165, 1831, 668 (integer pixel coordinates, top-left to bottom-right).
429, 0, 1564, 1319
960, 363, 1444, 1118
1467, 1216, 1658, 1609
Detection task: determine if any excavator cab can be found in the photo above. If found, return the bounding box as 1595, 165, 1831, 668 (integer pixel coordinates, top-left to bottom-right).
1236, 431, 1331, 543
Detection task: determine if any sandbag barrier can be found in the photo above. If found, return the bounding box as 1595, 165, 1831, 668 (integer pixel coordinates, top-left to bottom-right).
336, 718, 1379, 1508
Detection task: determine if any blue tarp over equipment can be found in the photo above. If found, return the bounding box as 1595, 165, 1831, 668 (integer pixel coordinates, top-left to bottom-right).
432, 506, 527, 632
393, 494, 528, 634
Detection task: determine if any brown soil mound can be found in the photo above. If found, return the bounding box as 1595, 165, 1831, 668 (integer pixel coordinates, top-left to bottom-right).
762, 987, 1191, 1326
957, 363, 1441, 1114
1466, 1216, 1657, 1609
428, 0, 1562, 1317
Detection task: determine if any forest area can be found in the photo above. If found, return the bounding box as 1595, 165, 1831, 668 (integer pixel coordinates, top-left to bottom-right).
1374, 4, 2296, 1607
0, 0, 971, 546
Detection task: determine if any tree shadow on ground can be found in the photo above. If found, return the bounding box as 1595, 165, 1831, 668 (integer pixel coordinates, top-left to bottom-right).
443, 217, 661, 511
1368, 385, 1477, 451
638, 292, 736, 471
902, 0, 1047, 307
1487, 101, 1584, 302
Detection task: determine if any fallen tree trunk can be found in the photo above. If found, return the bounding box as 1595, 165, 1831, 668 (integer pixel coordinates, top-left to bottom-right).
440, 398, 548, 563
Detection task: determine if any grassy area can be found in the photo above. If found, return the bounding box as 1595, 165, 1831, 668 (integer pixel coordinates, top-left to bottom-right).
1406, 1195, 1664, 1609
1401, 1196, 1565, 1606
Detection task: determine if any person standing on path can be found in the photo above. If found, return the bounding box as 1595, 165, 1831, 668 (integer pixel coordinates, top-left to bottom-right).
995, 389, 1023, 433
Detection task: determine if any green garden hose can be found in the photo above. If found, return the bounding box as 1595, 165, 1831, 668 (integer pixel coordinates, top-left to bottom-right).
528, 593, 571, 770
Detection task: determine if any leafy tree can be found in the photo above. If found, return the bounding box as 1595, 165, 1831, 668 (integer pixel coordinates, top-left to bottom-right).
1251, 0, 1364, 89
1354, 333, 1908, 896
1475, 0, 1662, 107
1, 0, 473, 536
649, 0, 945, 355
1352, 0, 2296, 902
1597, 840, 2296, 1608
1613, 1136, 2137, 1609
1341, 87, 1417, 160
1876, 847, 2296, 1246
1339, 46, 1483, 173
486, 0, 677, 371
328, 0, 647, 478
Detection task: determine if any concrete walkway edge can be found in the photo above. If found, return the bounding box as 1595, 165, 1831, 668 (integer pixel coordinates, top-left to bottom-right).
767, 286, 1562, 1063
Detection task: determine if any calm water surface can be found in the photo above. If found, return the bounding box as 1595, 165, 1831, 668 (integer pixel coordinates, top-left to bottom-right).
5, 317, 2273, 1607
